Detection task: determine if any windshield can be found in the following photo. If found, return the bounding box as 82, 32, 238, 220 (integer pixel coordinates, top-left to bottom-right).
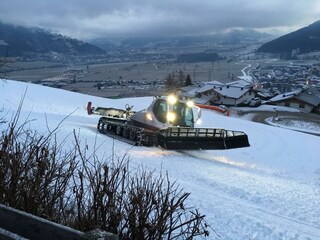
153, 99, 194, 127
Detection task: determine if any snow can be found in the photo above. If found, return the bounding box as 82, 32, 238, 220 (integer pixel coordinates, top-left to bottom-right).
213, 85, 250, 99
234, 104, 301, 113
1, 79, 320, 239
265, 117, 320, 135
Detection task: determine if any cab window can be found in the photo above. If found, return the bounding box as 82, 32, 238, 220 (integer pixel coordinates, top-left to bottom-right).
172, 102, 194, 127
153, 99, 167, 123
184, 107, 194, 127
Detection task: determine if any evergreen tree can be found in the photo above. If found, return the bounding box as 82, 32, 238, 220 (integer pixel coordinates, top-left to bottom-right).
165, 73, 175, 89
185, 74, 192, 86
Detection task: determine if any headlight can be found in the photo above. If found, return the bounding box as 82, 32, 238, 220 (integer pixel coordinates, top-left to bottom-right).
167, 112, 176, 122
186, 100, 194, 107
167, 95, 177, 105
146, 112, 153, 121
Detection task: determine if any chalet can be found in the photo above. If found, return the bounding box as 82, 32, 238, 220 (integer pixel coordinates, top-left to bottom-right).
267, 87, 320, 113
179, 79, 255, 106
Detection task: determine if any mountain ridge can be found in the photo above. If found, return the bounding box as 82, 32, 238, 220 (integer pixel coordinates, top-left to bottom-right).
91, 29, 274, 50
0, 22, 105, 57
257, 21, 320, 58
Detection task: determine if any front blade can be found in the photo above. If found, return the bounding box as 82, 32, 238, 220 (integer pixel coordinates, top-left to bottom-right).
156, 127, 250, 150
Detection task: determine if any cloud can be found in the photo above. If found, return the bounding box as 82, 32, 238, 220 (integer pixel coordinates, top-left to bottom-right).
0, 0, 320, 40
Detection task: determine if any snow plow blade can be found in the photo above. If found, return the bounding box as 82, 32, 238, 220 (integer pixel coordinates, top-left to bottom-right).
156, 127, 250, 150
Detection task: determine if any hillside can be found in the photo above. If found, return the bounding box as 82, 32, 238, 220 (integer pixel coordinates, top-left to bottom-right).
1, 79, 320, 239
257, 20, 320, 58
0, 22, 105, 57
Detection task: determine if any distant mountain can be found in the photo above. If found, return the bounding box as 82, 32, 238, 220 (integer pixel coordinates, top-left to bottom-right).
257, 21, 320, 58
0, 22, 105, 57
91, 29, 273, 50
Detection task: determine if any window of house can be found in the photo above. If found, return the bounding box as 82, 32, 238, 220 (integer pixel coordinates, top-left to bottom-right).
299, 103, 305, 108
285, 102, 290, 107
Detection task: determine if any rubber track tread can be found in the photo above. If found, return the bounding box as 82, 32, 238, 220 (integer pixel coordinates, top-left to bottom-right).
97, 117, 157, 147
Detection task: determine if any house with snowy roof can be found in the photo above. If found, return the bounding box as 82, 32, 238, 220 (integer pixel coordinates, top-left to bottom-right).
267, 87, 320, 113
179, 79, 255, 106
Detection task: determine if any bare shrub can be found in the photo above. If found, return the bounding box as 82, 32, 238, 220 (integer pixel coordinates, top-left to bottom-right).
0, 98, 78, 223
121, 169, 208, 239
71, 134, 210, 239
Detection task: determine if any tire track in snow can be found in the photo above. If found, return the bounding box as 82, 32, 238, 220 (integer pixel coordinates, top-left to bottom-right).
192, 182, 320, 239
176, 151, 320, 239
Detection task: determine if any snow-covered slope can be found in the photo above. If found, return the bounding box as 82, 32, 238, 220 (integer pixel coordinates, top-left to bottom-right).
1, 80, 320, 239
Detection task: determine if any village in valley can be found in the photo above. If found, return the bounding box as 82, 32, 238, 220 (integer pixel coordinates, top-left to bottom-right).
10, 58, 320, 115
179, 61, 320, 114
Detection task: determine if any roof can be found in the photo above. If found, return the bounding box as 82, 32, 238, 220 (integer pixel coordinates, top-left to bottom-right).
226, 79, 253, 88
178, 85, 198, 92
193, 94, 214, 104
205, 80, 225, 86
195, 84, 215, 94
268, 87, 320, 106
214, 86, 251, 99
296, 87, 320, 106
195, 80, 225, 94
184, 87, 199, 98
178, 85, 201, 98
268, 89, 302, 102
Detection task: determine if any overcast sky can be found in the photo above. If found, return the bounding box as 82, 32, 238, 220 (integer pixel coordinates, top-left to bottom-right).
0, 0, 320, 40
